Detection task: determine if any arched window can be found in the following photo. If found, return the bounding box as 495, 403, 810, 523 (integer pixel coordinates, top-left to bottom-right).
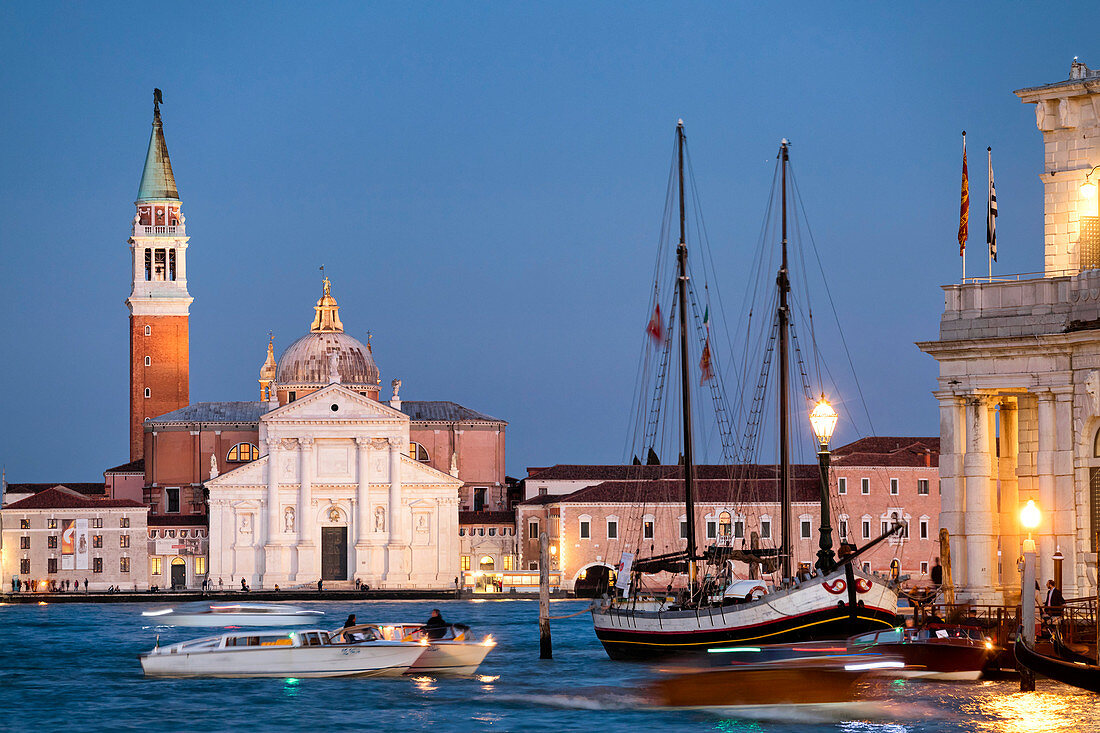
227, 443, 259, 463
409, 442, 429, 462
479, 555, 495, 571
718, 511, 732, 537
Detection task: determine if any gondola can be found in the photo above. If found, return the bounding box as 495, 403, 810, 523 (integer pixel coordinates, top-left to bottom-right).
1014, 632, 1100, 693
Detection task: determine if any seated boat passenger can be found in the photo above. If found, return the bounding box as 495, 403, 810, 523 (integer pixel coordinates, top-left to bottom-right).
424, 609, 448, 640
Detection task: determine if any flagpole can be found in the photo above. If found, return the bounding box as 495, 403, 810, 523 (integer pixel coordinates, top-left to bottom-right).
988, 147, 993, 282
959, 131, 969, 283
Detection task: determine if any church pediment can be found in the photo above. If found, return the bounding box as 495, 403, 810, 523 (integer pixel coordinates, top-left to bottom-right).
263, 384, 408, 424
206, 454, 268, 487
400, 454, 463, 487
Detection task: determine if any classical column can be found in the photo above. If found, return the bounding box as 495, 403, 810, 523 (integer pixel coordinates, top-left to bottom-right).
385, 436, 405, 583
962, 393, 997, 602
356, 437, 371, 546
296, 437, 315, 580
265, 438, 281, 547
208, 499, 224, 579
998, 398, 1021, 602
935, 390, 967, 588
1035, 390, 1057, 586
1053, 386, 1077, 596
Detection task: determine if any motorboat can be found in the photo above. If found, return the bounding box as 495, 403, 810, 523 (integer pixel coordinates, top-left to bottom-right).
141, 602, 324, 627
139, 628, 425, 678
848, 624, 994, 681
333, 622, 496, 675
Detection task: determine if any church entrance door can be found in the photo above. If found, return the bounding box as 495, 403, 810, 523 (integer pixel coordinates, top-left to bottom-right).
321, 527, 348, 580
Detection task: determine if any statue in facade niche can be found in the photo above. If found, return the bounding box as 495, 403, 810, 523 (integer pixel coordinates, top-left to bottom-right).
374, 506, 385, 532
240, 514, 252, 534
209, 453, 218, 480
284, 507, 295, 532
391, 378, 401, 399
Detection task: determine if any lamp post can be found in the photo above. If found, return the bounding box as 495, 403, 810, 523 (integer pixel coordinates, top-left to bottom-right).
1019, 499, 1041, 692
810, 397, 839, 574
1081, 165, 1100, 218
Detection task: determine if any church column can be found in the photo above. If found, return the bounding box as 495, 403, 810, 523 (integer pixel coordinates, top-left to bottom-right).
935, 390, 967, 588
353, 437, 372, 582
263, 437, 286, 586
1035, 390, 1058, 586
1053, 386, 1077, 596
998, 398, 1021, 602
208, 499, 224, 579
385, 436, 405, 584
963, 392, 997, 602
296, 437, 315, 580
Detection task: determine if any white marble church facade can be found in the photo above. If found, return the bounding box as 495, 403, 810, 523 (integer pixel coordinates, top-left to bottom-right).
206, 384, 462, 588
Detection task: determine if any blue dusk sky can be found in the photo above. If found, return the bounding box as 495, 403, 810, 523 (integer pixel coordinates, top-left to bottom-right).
0, 3, 1097, 482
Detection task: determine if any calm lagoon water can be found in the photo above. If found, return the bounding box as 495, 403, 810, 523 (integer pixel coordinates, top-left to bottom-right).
1, 598, 1097, 733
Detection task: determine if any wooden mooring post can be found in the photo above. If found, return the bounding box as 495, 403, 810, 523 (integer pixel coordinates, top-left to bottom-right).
539, 531, 552, 659
939, 529, 955, 606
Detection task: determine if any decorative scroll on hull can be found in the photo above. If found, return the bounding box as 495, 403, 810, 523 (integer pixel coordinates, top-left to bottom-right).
591, 566, 898, 660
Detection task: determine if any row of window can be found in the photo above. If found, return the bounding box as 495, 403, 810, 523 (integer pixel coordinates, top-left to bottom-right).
460, 555, 516, 571
837, 477, 932, 496
460, 527, 514, 537
22, 535, 130, 549
150, 557, 206, 575
148, 528, 205, 539
836, 513, 928, 541
21, 557, 120, 574
23, 518, 128, 529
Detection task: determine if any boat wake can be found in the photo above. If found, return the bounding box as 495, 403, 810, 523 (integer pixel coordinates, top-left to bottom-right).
494, 688, 646, 711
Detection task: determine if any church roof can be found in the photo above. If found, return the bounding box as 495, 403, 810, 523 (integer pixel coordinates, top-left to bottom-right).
136, 95, 179, 202
4, 486, 145, 510
400, 401, 504, 424
147, 401, 266, 425
5, 482, 106, 498
518, 476, 821, 506
105, 458, 145, 474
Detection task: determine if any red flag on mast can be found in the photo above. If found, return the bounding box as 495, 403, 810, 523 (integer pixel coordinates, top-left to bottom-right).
958, 131, 969, 256
646, 303, 662, 343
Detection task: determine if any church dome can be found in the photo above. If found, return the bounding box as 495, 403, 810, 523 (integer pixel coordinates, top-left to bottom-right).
274, 277, 380, 392
276, 331, 379, 387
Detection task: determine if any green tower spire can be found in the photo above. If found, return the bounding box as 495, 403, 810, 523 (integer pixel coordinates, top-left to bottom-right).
136, 88, 179, 202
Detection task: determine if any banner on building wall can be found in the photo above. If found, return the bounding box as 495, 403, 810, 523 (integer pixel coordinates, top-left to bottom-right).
615, 553, 634, 591
61, 520, 76, 570
75, 518, 90, 571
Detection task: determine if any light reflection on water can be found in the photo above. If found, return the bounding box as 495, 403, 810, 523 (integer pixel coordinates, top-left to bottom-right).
2, 599, 1097, 732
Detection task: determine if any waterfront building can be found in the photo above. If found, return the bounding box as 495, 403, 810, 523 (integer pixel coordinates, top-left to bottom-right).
2, 486, 149, 591
519, 437, 940, 592
918, 59, 1100, 604
458, 510, 518, 592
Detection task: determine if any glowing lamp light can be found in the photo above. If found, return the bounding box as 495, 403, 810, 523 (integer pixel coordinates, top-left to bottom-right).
1020, 500, 1041, 531
1082, 166, 1100, 218
549, 545, 557, 556
809, 397, 839, 447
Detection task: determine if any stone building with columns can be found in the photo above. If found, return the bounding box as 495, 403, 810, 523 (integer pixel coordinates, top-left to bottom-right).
918, 59, 1100, 604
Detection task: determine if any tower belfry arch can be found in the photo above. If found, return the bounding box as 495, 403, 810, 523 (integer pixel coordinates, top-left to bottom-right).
919, 60, 1100, 604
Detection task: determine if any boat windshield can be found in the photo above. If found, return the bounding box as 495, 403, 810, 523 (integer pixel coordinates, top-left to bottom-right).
223, 633, 295, 647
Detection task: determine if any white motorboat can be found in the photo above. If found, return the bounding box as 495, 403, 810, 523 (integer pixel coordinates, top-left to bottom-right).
141, 602, 324, 627
139, 628, 425, 678
334, 622, 496, 675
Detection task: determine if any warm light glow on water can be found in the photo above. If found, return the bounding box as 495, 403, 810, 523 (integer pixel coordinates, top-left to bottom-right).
978, 689, 1084, 733
413, 675, 438, 693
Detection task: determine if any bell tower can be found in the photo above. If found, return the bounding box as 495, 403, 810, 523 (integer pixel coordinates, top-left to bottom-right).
127, 89, 192, 460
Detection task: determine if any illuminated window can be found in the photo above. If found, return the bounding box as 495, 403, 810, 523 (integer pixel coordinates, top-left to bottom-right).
503, 555, 514, 571
120, 535, 130, 549
120, 517, 129, 528
643, 520, 654, 539
151, 557, 163, 575
20, 519, 29, 529
195, 557, 207, 575
93, 535, 102, 548
227, 443, 259, 462
92, 558, 103, 573
461, 555, 471, 571
479, 556, 495, 571
120, 557, 130, 573
921, 561, 929, 574
47, 518, 58, 529
19, 559, 30, 574
91, 518, 102, 528
718, 511, 732, 537
19, 536, 29, 549
409, 442, 429, 462
48, 535, 58, 549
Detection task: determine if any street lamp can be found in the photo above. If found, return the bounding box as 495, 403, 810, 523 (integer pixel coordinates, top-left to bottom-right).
810, 396, 839, 574
1020, 499, 1040, 552
1080, 165, 1099, 218
1019, 498, 1041, 691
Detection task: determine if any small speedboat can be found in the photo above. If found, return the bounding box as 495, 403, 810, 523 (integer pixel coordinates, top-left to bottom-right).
848, 624, 994, 681
139, 628, 425, 678
333, 622, 496, 675
141, 602, 324, 627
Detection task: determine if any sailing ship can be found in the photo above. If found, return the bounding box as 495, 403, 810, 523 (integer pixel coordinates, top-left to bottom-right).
590, 123, 901, 660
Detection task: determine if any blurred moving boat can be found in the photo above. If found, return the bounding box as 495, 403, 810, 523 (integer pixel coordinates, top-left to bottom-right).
139, 628, 424, 678
848, 625, 994, 681
1015, 632, 1100, 693
141, 602, 324, 627
334, 623, 496, 675
648, 655, 894, 708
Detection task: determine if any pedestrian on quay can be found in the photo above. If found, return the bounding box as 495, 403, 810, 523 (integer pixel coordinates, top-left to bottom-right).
218, 577, 223, 591
10, 576, 16, 593
83, 578, 89, 593
317, 579, 323, 592
241, 578, 249, 592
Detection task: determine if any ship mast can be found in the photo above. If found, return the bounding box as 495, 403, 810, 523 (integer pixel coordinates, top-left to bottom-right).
778, 140, 792, 583
675, 120, 699, 593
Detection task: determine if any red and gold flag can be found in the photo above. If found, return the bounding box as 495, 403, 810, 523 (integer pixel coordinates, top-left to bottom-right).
958, 132, 969, 256
646, 303, 663, 343
699, 334, 713, 383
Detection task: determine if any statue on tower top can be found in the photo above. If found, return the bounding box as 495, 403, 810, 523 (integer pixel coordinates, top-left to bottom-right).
153, 87, 163, 114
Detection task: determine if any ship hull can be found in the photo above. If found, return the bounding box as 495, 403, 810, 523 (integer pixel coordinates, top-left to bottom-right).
592, 568, 898, 660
